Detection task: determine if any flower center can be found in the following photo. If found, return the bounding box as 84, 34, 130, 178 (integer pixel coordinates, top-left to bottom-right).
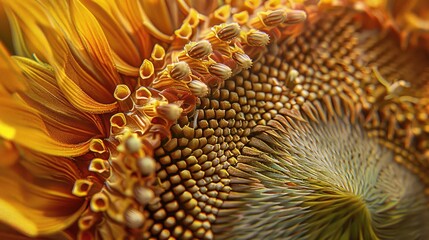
222, 116, 428, 239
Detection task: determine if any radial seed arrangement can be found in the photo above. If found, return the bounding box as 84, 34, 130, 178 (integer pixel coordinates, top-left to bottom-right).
0, 0, 428, 239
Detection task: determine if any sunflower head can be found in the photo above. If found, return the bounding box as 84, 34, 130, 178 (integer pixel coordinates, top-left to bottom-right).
0, 0, 428, 239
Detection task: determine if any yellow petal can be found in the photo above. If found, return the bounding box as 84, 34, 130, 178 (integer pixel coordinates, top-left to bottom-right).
33, 9, 118, 105
0, 43, 26, 96
0, 199, 38, 236
1, 1, 52, 60
0, 155, 86, 237
70, 0, 121, 90
82, 0, 142, 67
57, 69, 118, 114
13, 56, 107, 140
0, 139, 19, 167
0, 121, 15, 140
59, 37, 116, 104
0, 225, 72, 240
0, 97, 90, 156
141, 0, 175, 35
19, 149, 83, 184
111, 0, 160, 57
35, 1, 122, 99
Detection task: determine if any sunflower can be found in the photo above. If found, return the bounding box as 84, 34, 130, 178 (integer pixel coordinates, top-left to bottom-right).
0, 0, 428, 239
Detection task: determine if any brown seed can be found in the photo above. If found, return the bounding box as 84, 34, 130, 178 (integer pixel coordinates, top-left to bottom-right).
173, 225, 184, 237
159, 229, 171, 240
170, 149, 182, 160
183, 126, 195, 139
165, 216, 176, 228
225, 109, 236, 119
170, 175, 182, 185
151, 223, 163, 235
180, 191, 193, 202
166, 164, 179, 174
166, 201, 179, 212
154, 209, 167, 220
184, 198, 198, 210
180, 170, 192, 180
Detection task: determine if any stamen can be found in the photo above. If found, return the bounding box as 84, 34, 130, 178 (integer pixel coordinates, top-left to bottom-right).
89, 158, 110, 174
137, 156, 157, 176
90, 192, 109, 212
134, 186, 156, 205
233, 52, 253, 69
114, 84, 133, 111
209, 63, 232, 80
246, 30, 270, 46
213, 5, 231, 23
157, 104, 183, 121
139, 59, 155, 85
124, 208, 145, 229
89, 139, 106, 154
285, 10, 307, 24
263, 9, 286, 26
186, 40, 213, 59
135, 86, 153, 105
285, 69, 299, 89
125, 135, 142, 154
151, 44, 165, 61
151, 44, 166, 69
110, 113, 127, 134
233, 11, 250, 25
170, 62, 190, 80
188, 80, 209, 97
72, 179, 93, 197
215, 23, 241, 42
78, 214, 98, 231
